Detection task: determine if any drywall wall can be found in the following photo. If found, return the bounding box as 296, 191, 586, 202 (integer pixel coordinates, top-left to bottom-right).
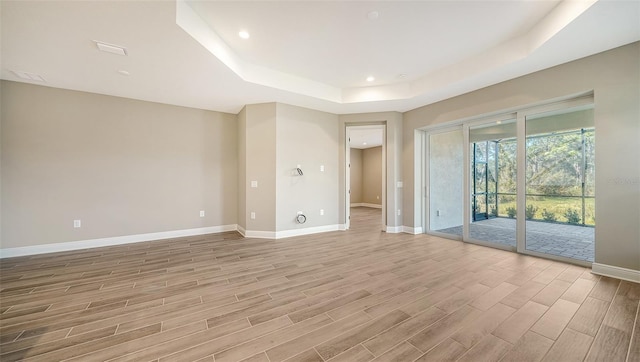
339, 112, 403, 230
237, 106, 247, 231
429, 129, 464, 231
362, 146, 382, 205
349, 148, 363, 204
244, 103, 277, 234
275, 103, 339, 232
1, 80, 238, 249
403, 42, 640, 271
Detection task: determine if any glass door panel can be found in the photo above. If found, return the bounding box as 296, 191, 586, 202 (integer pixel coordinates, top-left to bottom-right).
525, 107, 595, 262
428, 128, 463, 237
469, 120, 517, 247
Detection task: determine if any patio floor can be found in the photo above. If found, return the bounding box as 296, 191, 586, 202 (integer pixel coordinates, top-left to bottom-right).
435, 217, 594, 262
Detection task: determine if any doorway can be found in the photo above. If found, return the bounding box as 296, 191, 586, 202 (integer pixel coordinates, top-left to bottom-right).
423, 96, 595, 265
346, 125, 385, 231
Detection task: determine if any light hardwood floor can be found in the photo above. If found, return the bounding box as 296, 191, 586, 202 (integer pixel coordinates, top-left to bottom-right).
1, 207, 638, 361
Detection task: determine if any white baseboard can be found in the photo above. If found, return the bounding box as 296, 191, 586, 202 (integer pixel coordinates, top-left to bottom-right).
338, 224, 347, 231
234, 224, 343, 239
403, 226, 423, 235
386, 226, 403, 233
237, 225, 247, 237
243, 230, 277, 239
351, 203, 382, 209
592, 263, 640, 283
0, 224, 238, 259
275, 224, 341, 239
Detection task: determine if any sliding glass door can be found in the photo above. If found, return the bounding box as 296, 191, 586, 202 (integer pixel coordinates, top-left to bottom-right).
424, 97, 595, 265
467, 119, 517, 248
524, 107, 595, 262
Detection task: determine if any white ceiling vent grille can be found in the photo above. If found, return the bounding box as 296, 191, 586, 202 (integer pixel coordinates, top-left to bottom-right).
94, 41, 127, 56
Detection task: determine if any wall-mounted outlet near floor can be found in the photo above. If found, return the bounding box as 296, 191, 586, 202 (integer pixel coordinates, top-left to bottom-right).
73, 220, 81, 228
200, 210, 205, 217
377, 195, 379, 200
250, 212, 256, 220
320, 209, 324, 216
436, 210, 441, 217
397, 209, 401, 216
320, 165, 325, 172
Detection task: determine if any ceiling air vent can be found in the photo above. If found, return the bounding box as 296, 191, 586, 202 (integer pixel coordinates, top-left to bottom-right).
94, 41, 127, 56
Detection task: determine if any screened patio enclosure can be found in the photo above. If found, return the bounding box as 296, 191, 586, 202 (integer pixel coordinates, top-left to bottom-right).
428, 104, 595, 263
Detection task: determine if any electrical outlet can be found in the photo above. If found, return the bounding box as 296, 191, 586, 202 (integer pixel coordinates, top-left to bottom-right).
73, 220, 81, 228
320, 209, 324, 216
250, 212, 256, 219
377, 195, 379, 200
397, 209, 401, 216
251, 181, 258, 188
200, 210, 205, 217
436, 210, 441, 216
320, 165, 324, 172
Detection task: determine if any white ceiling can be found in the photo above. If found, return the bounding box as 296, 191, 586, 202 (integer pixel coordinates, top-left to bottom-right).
1, 1, 639, 115
349, 127, 384, 149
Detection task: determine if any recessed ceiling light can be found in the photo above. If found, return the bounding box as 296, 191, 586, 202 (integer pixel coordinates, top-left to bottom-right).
366, 76, 375, 82
238, 31, 250, 39
94, 41, 127, 56
367, 11, 379, 20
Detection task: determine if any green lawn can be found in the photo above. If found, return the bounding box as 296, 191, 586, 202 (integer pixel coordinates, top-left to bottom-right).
495, 195, 595, 226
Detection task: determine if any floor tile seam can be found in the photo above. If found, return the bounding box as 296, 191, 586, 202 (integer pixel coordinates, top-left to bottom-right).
108, 318, 254, 361
624, 299, 640, 362
67, 321, 208, 362
266, 311, 380, 362
265, 311, 396, 361
583, 279, 622, 360
200, 317, 297, 362
0, 323, 120, 360
216, 313, 337, 362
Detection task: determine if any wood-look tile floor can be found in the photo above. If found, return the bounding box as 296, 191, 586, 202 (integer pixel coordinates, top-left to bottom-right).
1, 207, 638, 361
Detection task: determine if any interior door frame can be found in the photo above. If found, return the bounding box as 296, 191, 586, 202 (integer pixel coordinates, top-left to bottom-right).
345, 125, 386, 231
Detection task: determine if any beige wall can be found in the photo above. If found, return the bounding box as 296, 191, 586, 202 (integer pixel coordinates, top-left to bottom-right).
362, 146, 382, 205
275, 103, 339, 231
403, 42, 640, 271
237, 106, 247, 231
1, 81, 238, 248
349, 148, 362, 203
244, 103, 277, 233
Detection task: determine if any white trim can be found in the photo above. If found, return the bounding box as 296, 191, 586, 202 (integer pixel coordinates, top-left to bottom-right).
403, 226, 423, 234
592, 263, 640, 283
243, 230, 276, 239
237, 225, 247, 237
338, 224, 348, 231
351, 203, 382, 209
0, 224, 238, 258
275, 224, 341, 239
386, 226, 403, 233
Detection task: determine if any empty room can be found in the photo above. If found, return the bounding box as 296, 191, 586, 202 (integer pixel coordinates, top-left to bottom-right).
1, 1, 639, 361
